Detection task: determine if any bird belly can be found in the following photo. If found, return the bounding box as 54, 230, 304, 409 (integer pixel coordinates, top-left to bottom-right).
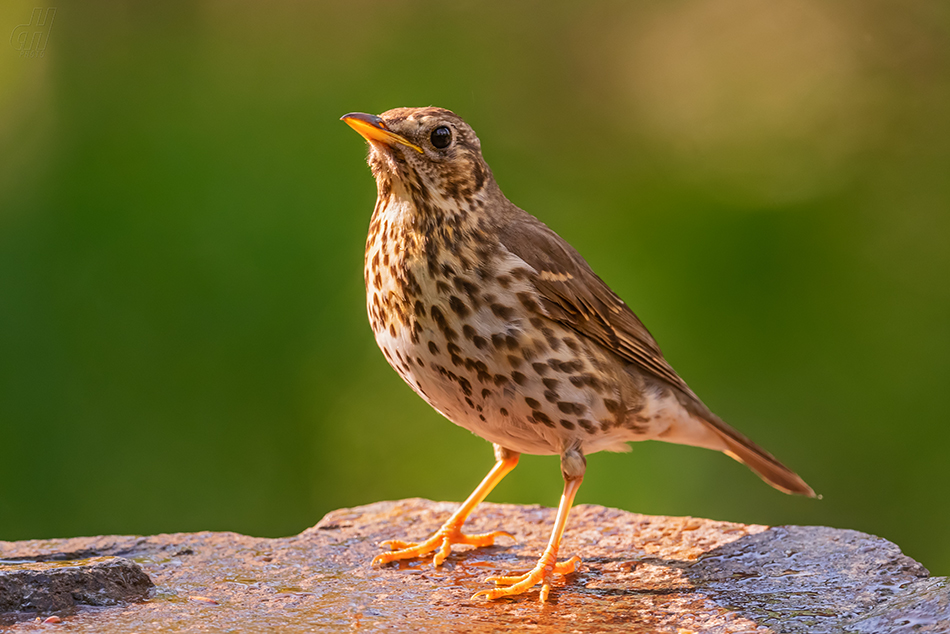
368, 275, 665, 456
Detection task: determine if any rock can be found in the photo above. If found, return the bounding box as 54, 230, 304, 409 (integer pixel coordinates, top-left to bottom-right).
0, 499, 947, 633
0, 556, 152, 614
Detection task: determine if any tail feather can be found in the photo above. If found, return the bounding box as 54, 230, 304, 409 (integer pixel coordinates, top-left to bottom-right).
703, 414, 817, 497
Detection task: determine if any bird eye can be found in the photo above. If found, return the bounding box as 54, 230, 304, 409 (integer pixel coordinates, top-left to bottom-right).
430, 126, 452, 149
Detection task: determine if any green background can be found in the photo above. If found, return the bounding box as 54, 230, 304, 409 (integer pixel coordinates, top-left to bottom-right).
2, 1, 948, 576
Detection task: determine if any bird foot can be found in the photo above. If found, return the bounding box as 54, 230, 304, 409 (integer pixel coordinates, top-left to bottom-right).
473, 554, 581, 602
373, 525, 514, 568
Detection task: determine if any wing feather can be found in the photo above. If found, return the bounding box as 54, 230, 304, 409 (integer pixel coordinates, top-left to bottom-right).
498, 213, 692, 395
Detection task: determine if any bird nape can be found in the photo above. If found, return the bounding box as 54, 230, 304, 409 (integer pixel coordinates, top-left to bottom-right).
341, 107, 816, 603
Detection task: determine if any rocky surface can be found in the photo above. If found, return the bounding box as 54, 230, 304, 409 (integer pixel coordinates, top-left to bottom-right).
1, 498, 947, 633
0, 556, 152, 614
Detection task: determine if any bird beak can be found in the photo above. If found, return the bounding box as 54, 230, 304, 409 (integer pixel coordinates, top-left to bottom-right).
341, 112, 424, 154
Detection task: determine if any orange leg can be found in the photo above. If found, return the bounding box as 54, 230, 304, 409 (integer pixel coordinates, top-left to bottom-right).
473, 475, 583, 603
373, 449, 519, 567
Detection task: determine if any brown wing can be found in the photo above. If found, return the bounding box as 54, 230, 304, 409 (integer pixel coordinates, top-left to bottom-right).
498, 210, 817, 498
497, 212, 693, 396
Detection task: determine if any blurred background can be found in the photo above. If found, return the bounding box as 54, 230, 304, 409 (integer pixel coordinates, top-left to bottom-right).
2, 0, 948, 575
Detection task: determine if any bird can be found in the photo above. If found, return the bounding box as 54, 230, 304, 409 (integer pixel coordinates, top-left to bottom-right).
341, 107, 816, 603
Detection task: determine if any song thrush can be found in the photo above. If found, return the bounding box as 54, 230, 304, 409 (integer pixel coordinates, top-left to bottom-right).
342, 107, 816, 603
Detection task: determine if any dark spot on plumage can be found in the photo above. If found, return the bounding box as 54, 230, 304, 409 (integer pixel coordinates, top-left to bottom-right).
511, 371, 527, 385
413, 300, 426, 318
476, 404, 483, 412
416, 357, 425, 367
461, 279, 481, 307
374, 271, 382, 288
558, 402, 585, 415
490, 304, 513, 320
578, 419, 595, 434
496, 274, 512, 289
447, 342, 461, 356
481, 388, 492, 399
563, 337, 580, 353
462, 324, 475, 339
532, 362, 549, 376
449, 295, 469, 317
482, 293, 496, 304
534, 338, 549, 355
428, 341, 439, 355
529, 317, 544, 328
436, 280, 451, 294
444, 327, 458, 341
525, 397, 540, 409
510, 267, 532, 280
500, 407, 509, 416
491, 333, 506, 349
383, 252, 390, 267
440, 262, 456, 278
411, 321, 422, 344
479, 414, 486, 421
458, 377, 472, 397
465, 397, 474, 408
371, 251, 380, 268
521, 346, 536, 362
425, 239, 440, 276
505, 335, 518, 350
389, 324, 396, 337
551, 359, 583, 374
405, 269, 421, 297
472, 335, 488, 350
477, 370, 492, 383
533, 411, 555, 428
603, 399, 621, 414
507, 354, 522, 369
517, 292, 540, 313
494, 374, 509, 386
475, 245, 492, 264
544, 390, 559, 403
451, 354, 463, 367
585, 373, 604, 392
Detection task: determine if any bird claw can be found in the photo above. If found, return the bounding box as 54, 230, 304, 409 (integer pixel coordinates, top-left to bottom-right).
373, 527, 514, 567
472, 555, 581, 602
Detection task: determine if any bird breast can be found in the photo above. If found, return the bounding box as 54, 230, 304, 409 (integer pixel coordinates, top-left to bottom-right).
364, 198, 660, 456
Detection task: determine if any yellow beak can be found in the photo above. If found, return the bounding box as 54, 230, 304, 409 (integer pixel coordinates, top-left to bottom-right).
341, 112, 423, 154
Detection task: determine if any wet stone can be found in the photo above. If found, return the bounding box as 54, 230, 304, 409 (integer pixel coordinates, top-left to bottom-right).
0, 499, 946, 633
0, 556, 152, 615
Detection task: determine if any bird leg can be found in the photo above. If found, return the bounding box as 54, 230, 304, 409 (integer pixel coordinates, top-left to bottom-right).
373, 446, 519, 567
473, 446, 585, 603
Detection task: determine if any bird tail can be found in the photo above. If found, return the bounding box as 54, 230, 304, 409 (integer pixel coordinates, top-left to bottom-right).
702, 413, 817, 497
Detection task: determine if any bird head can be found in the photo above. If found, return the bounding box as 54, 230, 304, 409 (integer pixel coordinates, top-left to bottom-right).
342, 107, 494, 211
